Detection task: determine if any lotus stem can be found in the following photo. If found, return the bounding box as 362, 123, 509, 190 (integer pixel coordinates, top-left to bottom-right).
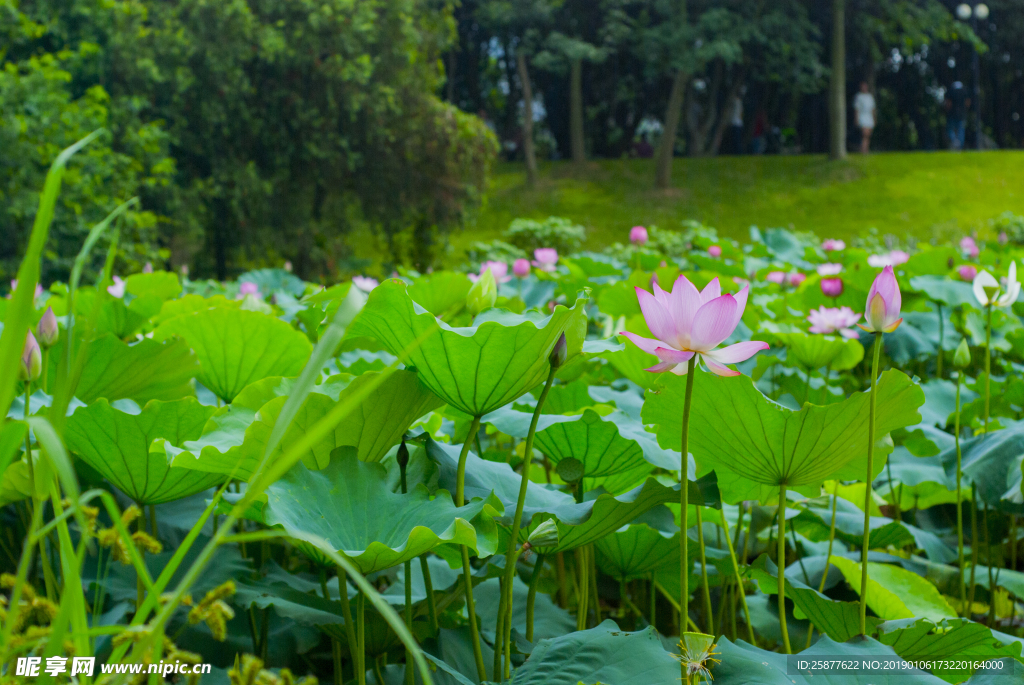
556, 553, 568, 608
649, 572, 657, 628
969, 483, 979, 612
321, 569, 343, 685
399, 449, 414, 685
806, 480, 840, 649
589, 544, 601, 625
936, 302, 944, 379
337, 566, 359, 683
494, 576, 506, 679
885, 459, 901, 522
802, 366, 812, 406
955, 371, 967, 613
357, 590, 366, 685
984, 303, 991, 434
576, 546, 589, 630
498, 365, 557, 674
526, 554, 544, 643
455, 414, 486, 682
859, 331, 882, 635
719, 497, 755, 645
679, 355, 697, 651
420, 556, 438, 634
777, 483, 791, 654
985, 501, 995, 628
695, 506, 712, 635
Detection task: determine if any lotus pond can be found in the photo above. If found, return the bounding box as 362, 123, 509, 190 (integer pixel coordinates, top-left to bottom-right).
3, 144, 1024, 685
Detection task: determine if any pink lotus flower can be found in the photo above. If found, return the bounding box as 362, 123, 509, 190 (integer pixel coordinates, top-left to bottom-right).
960, 236, 980, 258
107, 276, 126, 298
513, 258, 531, 278
630, 226, 648, 245
766, 271, 786, 284
470, 261, 510, 284
37, 307, 58, 348
788, 272, 806, 287
238, 281, 260, 298
867, 250, 910, 268
822, 239, 846, 252
353, 276, 379, 292
808, 306, 861, 338
533, 248, 559, 272
20, 330, 41, 381
958, 265, 978, 282
820, 278, 844, 298
859, 265, 902, 333
708, 245, 722, 258
620, 276, 768, 377
817, 263, 843, 276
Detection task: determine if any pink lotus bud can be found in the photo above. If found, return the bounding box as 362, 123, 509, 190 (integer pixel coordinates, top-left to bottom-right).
107, 276, 126, 298
238, 281, 260, 297
20, 331, 41, 382
788, 272, 806, 287
630, 226, 648, 245
820, 277, 844, 298
708, 245, 722, 258
142, 262, 153, 273
766, 271, 787, 284
37, 307, 59, 348
958, 265, 978, 282
822, 239, 846, 252
860, 265, 902, 333
513, 258, 531, 278
533, 248, 559, 272
959, 236, 979, 259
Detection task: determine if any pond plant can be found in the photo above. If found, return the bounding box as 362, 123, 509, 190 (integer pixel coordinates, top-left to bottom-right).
1, 139, 1024, 685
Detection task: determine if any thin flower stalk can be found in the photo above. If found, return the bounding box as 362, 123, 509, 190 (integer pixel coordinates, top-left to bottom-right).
455, 414, 486, 681
719, 498, 755, 644
777, 484, 791, 653
695, 506, 712, 635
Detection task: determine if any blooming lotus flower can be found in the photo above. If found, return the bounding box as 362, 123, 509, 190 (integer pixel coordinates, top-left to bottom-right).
788, 272, 806, 287
630, 226, 648, 244
972, 262, 1020, 308
859, 265, 902, 332
37, 307, 58, 348
238, 281, 260, 298
470, 261, 510, 284
822, 239, 846, 252
708, 245, 722, 258
513, 258, 531, 278
353, 276, 379, 293
958, 265, 978, 282
817, 263, 842, 276
960, 236, 980, 258
107, 276, 126, 298
867, 250, 909, 268
808, 306, 861, 338
820, 278, 844, 298
766, 271, 786, 284
620, 276, 768, 377
533, 248, 559, 272
21, 331, 41, 381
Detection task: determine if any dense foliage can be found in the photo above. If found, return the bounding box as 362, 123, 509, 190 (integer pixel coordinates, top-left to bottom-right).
3, 140, 1024, 685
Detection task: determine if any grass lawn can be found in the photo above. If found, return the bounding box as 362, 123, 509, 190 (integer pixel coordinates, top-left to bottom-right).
454, 151, 1024, 257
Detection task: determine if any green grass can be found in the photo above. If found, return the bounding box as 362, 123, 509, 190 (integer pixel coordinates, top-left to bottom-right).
459, 151, 1024, 255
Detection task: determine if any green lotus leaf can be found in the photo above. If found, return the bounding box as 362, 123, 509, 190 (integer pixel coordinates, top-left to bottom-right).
407, 271, 473, 316
124, 271, 182, 301
594, 523, 695, 580
746, 554, 877, 643
424, 436, 682, 551
937, 420, 1024, 509
154, 308, 313, 403
828, 556, 957, 623
153, 294, 240, 326
908, 275, 977, 308
919, 379, 978, 428
776, 332, 864, 372
92, 294, 163, 339
64, 398, 223, 504
346, 279, 588, 416
509, 620, 679, 685
643, 369, 924, 503
484, 406, 677, 494
74, 334, 199, 405
875, 447, 959, 511
256, 447, 501, 575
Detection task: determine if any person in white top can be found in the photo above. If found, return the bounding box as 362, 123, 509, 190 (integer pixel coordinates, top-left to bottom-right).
853, 81, 876, 154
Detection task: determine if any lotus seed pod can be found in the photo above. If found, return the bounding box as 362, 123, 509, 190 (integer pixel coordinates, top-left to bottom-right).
555, 456, 584, 483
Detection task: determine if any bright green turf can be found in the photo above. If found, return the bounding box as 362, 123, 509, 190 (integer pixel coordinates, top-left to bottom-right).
459, 151, 1024, 254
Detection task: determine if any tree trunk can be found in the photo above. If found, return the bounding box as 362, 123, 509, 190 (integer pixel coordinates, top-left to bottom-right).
654, 69, 687, 188
829, 0, 847, 160
570, 58, 585, 163
517, 52, 538, 187
689, 60, 723, 156
710, 71, 746, 156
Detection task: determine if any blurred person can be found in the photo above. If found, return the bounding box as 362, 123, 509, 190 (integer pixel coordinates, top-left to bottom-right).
729, 88, 745, 154
853, 81, 876, 154
944, 82, 969, 151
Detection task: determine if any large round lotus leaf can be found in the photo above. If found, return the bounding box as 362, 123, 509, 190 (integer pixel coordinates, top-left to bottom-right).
64, 398, 223, 504
643, 369, 924, 503
169, 370, 442, 478
407, 270, 473, 316
154, 308, 313, 403
74, 334, 199, 405
594, 524, 683, 580
346, 279, 588, 416
258, 447, 500, 575
937, 419, 1024, 509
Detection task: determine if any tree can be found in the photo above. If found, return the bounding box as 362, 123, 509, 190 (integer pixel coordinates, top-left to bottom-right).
829, 0, 847, 159
648, 0, 695, 188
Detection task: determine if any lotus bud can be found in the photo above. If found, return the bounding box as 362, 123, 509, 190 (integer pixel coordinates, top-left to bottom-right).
526, 519, 559, 549
954, 339, 971, 368
396, 437, 409, 470
466, 268, 497, 315
548, 332, 568, 369
37, 307, 58, 348
20, 331, 42, 381
707, 245, 722, 258
630, 226, 648, 245
820, 277, 843, 298
859, 265, 902, 333
513, 258, 531, 278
